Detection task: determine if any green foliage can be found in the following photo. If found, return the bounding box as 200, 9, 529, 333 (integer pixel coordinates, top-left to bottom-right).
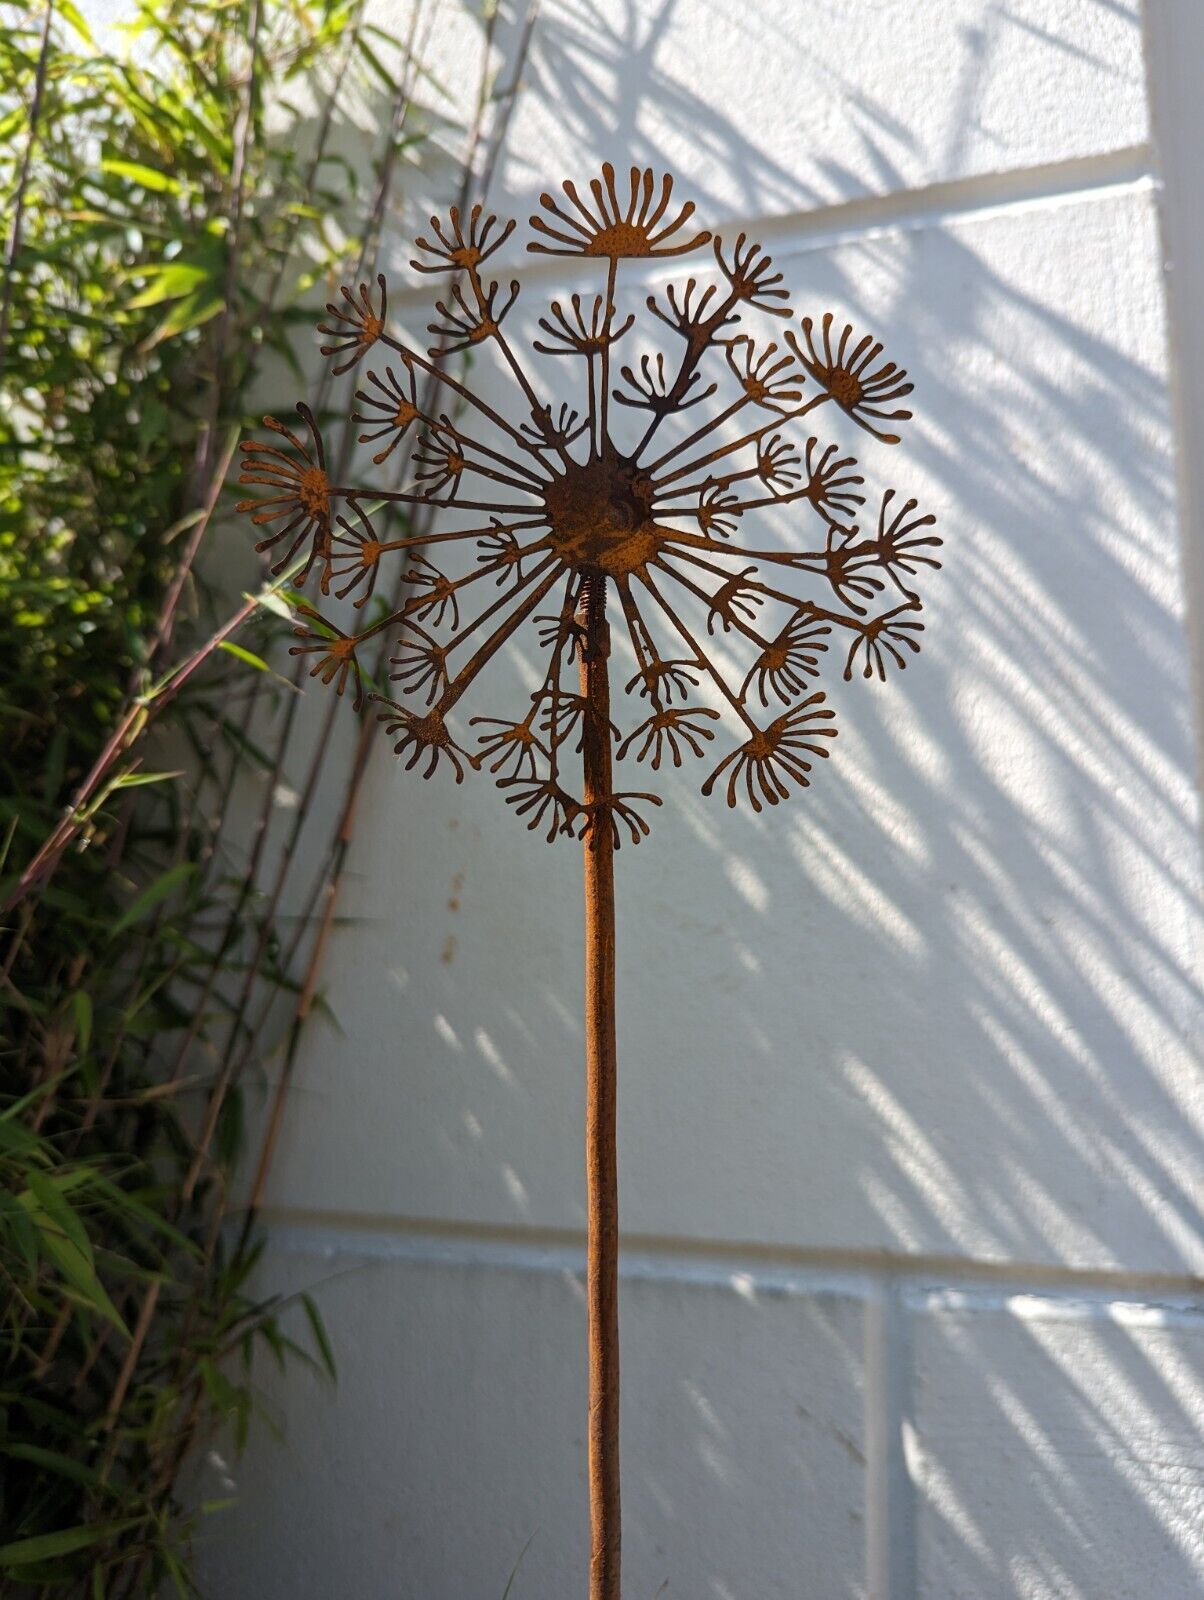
0, 0, 426, 1589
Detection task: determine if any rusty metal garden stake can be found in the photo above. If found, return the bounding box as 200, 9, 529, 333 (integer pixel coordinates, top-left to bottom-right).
579, 575, 621, 1599
237, 165, 937, 1598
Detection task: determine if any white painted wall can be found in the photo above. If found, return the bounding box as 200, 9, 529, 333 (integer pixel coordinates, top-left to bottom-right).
195, 3, 1204, 1596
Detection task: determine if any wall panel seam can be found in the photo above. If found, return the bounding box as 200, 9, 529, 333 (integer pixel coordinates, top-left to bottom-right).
256, 1212, 1204, 1302
375, 146, 1154, 309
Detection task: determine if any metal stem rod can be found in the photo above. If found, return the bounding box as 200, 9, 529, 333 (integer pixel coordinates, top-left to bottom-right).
579, 573, 621, 1600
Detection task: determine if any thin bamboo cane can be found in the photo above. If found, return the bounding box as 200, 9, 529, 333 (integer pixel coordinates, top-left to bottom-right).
3, 543, 286, 915
190, 0, 263, 504
235, 713, 370, 1257
0, 0, 54, 377
174, 0, 439, 1200
104, 16, 491, 1567
222, 0, 527, 1248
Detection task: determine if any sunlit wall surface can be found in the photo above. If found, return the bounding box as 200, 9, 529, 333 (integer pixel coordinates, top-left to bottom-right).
194, 2, 1204, 1595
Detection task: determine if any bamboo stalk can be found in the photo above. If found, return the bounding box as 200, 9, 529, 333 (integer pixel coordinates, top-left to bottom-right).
174, 0, 438, 1192
110, 2, 532, 1578
140, 0, 376, 1088
220, 0, 516, 1237
578, 574, 621, 1600
0, 0, 53, 377
106, 15, 455, 1540
235, 713, 370, 1257
190, 0, 263, 504
3, 570, 286, 916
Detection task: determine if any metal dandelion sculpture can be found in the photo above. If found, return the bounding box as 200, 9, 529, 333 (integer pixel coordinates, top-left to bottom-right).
238, 163, 938, 1600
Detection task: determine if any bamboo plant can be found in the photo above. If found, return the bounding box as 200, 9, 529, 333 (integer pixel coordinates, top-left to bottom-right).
0, 0, 462, 1589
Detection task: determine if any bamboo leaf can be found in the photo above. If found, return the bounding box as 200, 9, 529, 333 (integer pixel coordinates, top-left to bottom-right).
0, 1442, 104, 1490
56, 0, 96, 47
162, 1543, 191, 1598
0, 1107, 39, 1155
69, 989, 92, 1057
245, 586, 296, 621
0, 1520, 144, 1567
501, 1535, 537, 1600
300, 1292, 336, 1381
126, 262, 215, 309
162, 508, 206, 544
99, 158, 186, 195
25, 1171, 91, 1263
109, 862, 196, 937
110, 769, 185, 790
355, 35, 394, 91
142, 291, 225, 349
0, 1193, 40, 1276
199, 1356, 238, 1415
32, 1225, 129, 1335
218, 640, 270, 672
17, 1175, 127, 1332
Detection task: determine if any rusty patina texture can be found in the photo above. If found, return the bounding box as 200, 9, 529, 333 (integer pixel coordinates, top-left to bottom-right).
238, 165, 936, 1600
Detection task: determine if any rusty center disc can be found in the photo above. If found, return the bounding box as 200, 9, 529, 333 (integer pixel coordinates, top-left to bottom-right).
542, 447, 660, 577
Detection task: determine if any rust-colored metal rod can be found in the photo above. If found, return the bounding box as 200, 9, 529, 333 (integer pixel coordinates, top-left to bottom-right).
579, 574, 621, 1600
